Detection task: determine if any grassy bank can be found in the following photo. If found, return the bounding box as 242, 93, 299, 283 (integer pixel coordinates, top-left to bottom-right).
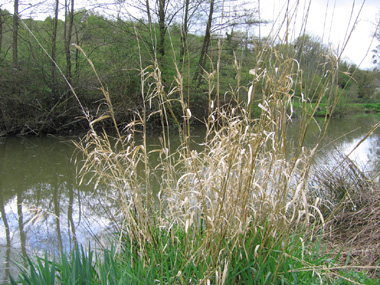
313, 102, 380, 117
10, 228, 379, 284
352, 102, 380, 114
291, 99, 380, 118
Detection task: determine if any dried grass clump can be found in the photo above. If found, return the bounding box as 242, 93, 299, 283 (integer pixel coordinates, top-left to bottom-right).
308, 122, 380, 271
308, 146, 380, 278
325, 174, 380, 270
309, 153, 372, 217
73, 34, 345, 283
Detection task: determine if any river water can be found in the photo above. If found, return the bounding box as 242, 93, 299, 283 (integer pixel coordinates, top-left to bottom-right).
0, 115, 379, 282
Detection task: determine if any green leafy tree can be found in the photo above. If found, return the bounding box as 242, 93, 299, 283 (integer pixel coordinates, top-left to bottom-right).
353, 68, 377, 100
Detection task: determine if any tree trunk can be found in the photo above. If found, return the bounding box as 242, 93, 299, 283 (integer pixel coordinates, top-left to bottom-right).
158, 0, 166, 57
12, 0, 19, 69
51, 0, 59, 98
65, 0, 74, 83
0, 9, 3, 53
193, 0, 214, 88
63, 0, 74, 111
74, 25, 80, 77
180, 0, 189, 65
146, 0, 152, 27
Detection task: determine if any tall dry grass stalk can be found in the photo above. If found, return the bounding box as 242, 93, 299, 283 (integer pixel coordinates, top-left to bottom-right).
73, 1, 373, 283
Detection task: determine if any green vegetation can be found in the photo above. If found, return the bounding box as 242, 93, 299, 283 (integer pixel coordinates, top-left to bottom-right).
12, 231, 379, 284
1, 3, 379, 135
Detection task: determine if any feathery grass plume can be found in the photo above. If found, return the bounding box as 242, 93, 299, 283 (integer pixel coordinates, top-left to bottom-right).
76, 54, 318, 282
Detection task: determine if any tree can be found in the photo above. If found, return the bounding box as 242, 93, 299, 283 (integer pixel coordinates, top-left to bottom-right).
64, 0, 74, 84
51, 0, 59, 98
0, 8, 3, 53
193, 0, 214, 88
158, 0, 166, 57
179, 0, 189, 63
192, 0, 260, 88
116, 0, 180, 58
353, 69, 377, 100
12, 0, 18, 69
294, 34, 330, 77
0, 8, 12, 57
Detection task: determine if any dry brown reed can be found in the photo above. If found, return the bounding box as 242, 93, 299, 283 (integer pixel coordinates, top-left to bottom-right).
308, 122, 380, 274
327, 184, 380, 270
73, 1, 379, 283
76, 47, 327, 281
311, 150, 380, 274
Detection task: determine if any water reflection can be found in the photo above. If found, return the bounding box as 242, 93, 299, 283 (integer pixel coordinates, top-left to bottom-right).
0, 137, 115, 283
340, 135, 380, 180
0, 115, 379, 283
314, 116, 380, 181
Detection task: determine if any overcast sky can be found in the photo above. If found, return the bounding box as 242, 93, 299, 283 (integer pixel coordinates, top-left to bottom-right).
258, 0, 380, 69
